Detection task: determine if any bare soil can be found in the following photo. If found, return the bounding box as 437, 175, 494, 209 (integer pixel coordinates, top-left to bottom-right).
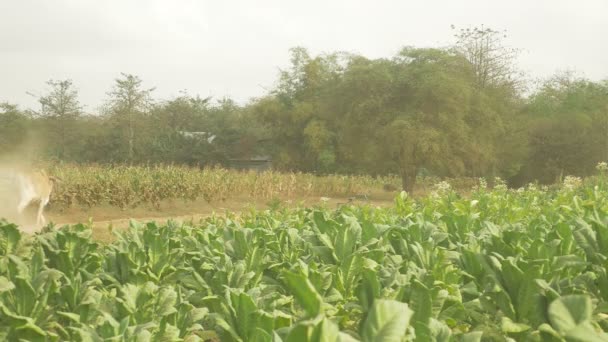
29, 191, 398, 242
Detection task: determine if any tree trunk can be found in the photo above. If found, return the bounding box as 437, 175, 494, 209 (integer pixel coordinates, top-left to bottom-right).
400, 169, 416, 194
128, 113, 134, 162
59, 119, 66, 159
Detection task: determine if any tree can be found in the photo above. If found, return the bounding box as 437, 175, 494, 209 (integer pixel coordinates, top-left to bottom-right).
332, 56, 397, 175
208, 98, 269, 161
152, 91, 212, 131
386, 48, 477, 191
258, 45, 518, 191
519, 73, 608, 183
594, 80, 608, 164
258, 47, 345, 171
0, 103, 30, 157
104, 73, 154, 162
452, 25, 523, 91
452, 25, 526, 183
38, 80, 82, 118
36, 79, 82, 159
333, 48, 480, 191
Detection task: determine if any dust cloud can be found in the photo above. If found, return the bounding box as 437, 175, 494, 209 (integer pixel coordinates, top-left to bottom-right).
0, 133, 45, 233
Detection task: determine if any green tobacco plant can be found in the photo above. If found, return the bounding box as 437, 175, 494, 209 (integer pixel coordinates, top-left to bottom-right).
2, 180, 608, 340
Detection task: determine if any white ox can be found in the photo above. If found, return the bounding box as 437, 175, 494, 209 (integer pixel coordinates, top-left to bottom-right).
0, 168, 60, 229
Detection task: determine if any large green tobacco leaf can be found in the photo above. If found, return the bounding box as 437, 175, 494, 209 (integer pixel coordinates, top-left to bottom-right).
115, 282, 179, 325
356, 268, 381, 312
548, 295, 592, 333
337, 252, 364, 298
360, 300, 413, 342
334, 215, 362, 262
0, 262, 65, 339
37, 225, 102, 279
460, 331, 483, 342
283, 317, 357, 342
282, 270, 325, 318
546, 295, 608, 341
406, 279, 455, 341
572, 222, 602, 263
409, 280, 433, 341
500, 316, 531, 334
310, 317, 339, 342
0, 304, 48, 341
429, 318, 452, 342
0, 222, 22, 257
231, 291, 264, 339
211, 289, 287, 342
0, 276, 14, 292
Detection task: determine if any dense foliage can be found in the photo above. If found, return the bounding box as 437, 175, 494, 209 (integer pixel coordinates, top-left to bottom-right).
1, 26, 606, 190
2, 172, 608, 341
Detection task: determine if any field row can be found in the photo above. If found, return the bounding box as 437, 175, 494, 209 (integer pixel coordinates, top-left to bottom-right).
45, 164, 490, 210
46, 164, 399, 209
49, 165, 492, 209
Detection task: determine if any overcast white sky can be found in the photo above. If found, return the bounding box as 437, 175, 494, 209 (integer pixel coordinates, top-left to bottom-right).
1, 0, 606, 112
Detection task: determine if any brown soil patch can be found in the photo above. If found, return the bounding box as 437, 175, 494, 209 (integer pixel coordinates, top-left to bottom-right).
39, 191, 397, 242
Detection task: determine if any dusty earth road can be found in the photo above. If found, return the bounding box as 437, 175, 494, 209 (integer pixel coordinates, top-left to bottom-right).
17, 193, 397, 242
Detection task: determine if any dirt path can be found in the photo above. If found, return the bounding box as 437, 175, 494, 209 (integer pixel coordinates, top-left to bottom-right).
41, 194, 396, 242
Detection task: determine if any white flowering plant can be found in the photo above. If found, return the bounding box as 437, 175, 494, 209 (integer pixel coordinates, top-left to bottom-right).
562, 175, 583, 191
494, 177, 508, 191
472, 177, 488, 192
430, 180, 453, 199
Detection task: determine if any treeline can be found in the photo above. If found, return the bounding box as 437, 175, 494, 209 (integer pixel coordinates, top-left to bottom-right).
1, 26, 606, 190
0, 80, 260, 167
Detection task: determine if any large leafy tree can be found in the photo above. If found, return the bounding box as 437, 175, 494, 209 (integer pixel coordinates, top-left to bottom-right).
332, 56, 396, 175
256, 47, 345, 171
520, 73, 608, 183
452, 25, 526, 182
258, 46, 520, 191
377, 48, 477, 192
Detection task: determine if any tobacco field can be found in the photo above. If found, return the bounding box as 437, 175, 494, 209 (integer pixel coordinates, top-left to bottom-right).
1, 172, 608, 341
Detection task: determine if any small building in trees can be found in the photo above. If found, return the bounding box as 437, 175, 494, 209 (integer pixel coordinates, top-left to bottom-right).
178, 130, 272, 171
177, 131, 217, 143
227, 155, 273, 172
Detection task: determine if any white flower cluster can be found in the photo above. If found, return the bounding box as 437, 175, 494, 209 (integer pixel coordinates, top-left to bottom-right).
494, 177, 508, 191
513, 182, 544, 194
434, 181, 452, 193
563, 175, 582, 190
475, 177, 487, 191
597, 162, 608, 172
430, 180, 452, 198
